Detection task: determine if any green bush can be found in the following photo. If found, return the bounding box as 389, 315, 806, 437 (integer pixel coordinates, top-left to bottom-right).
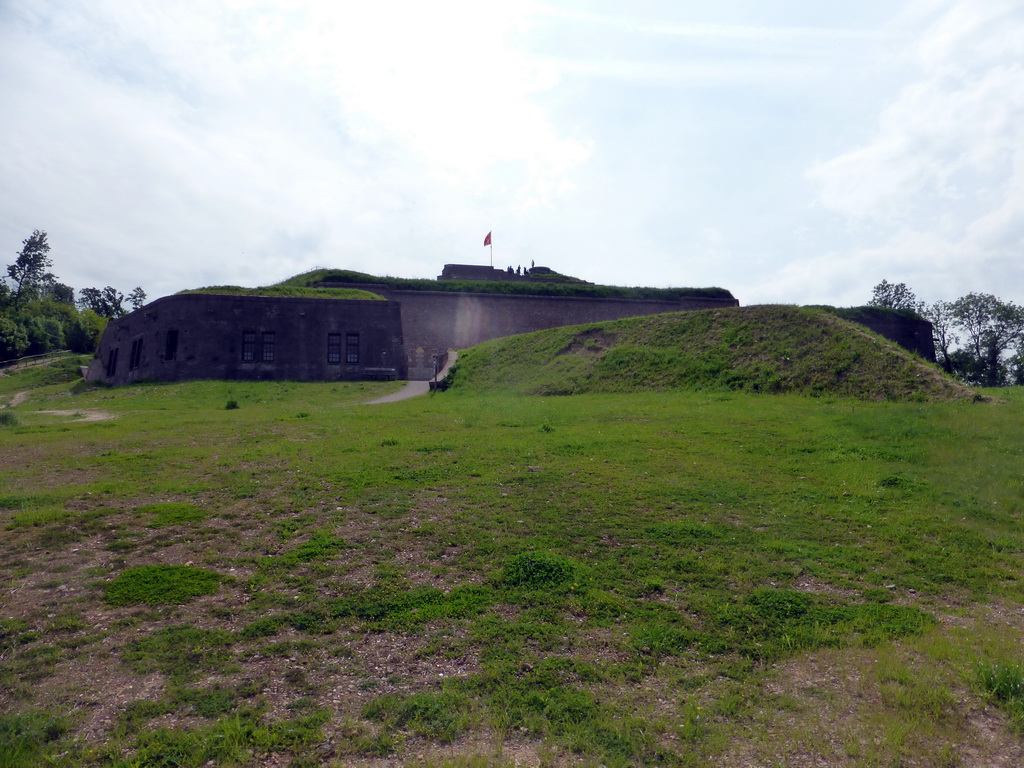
0, 410, 19, 427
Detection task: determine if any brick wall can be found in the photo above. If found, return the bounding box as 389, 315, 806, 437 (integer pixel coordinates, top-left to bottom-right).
87, 294, 406, 386
332, 286, 739, 379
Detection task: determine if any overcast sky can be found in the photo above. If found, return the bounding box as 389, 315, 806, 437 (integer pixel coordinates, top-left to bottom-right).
2, 0, 1022, 308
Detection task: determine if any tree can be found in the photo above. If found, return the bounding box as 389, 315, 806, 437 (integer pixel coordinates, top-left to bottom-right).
949, 293, 1024, 387
78, 286, 126, 318
0, 316, 29, 361
127, 286, 147, 310
65, 309, 107, 353
43, 282, 76, 304
869, 280, 921, 312
922, 300, 958, 374
6, 230, 54, 308
1009, 348, 1024, 387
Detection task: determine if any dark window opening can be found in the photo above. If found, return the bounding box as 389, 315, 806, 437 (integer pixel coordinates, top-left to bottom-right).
129, 338, 143, 371
242, 331, 256, 362
261, 332, 275, 362
106, 348, 119, 376
165, 329, 179, 361
346, 333, 360, 364
327, 333, 341, 364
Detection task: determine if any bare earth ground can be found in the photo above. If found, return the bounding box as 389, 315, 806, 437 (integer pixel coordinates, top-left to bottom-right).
35, 409, 117, 422
4, 480, 1023, 767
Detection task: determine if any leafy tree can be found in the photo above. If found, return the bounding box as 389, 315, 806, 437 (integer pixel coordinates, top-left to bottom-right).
869, 280, 921, 312
23, 316, 65, 356
43, 282, 76, 304
78, 286, 129, 318
65, 309, 107, 353
1, 231, 118, 360
128, 286, 147, 310
6, 230, 54, 308
922, 300, 958, 374
949, 293, 1024, 387
1009, 349, 1024, 387
0, 316, 29, 360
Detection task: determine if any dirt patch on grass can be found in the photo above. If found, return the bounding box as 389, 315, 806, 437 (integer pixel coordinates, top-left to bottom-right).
35, 409, 117, 422
718, 603, 1024, 767
5, 390, 31, 407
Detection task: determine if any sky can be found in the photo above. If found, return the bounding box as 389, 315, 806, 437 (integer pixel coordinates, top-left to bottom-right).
1, 0, 1022, 308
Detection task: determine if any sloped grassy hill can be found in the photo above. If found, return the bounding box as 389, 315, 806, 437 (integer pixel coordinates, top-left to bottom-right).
447, 305, 977, 401
179, 285, 385, 300
277, 267, 735, 301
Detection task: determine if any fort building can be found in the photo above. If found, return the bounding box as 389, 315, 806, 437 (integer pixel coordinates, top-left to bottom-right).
86, 265, 934, 386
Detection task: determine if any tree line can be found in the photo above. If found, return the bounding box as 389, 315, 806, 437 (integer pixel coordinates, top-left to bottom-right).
1, 230, 146, 362
870, 279, 1024, 387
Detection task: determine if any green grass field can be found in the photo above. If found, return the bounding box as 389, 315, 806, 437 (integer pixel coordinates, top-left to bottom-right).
1, 347, 1023, 766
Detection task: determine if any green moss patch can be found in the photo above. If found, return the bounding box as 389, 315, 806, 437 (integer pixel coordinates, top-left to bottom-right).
105, 565, 223, 606
135, 502, 209, 527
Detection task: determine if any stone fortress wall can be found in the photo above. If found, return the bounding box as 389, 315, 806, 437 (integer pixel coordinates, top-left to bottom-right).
318, 282, 739, 379
88, 293, 406, 386
87, 265, 935, 385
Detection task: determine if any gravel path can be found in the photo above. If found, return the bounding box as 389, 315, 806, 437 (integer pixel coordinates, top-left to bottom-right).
364, 351, 457, 405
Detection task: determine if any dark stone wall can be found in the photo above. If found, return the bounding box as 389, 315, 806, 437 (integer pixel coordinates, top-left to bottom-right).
87, 294, 406, 386
340, 286, 739, 379
87, 289, 936, 387
843, 311, 936, 361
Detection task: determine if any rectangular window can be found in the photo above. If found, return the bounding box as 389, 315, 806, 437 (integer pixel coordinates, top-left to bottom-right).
327, 333, 341, 364
129, 338, 143, 371
346, 333, 360, 364
106, 348, 119, 376
242, 331, 256, 362
164, 329, 179, 361
261, 332, 275, 362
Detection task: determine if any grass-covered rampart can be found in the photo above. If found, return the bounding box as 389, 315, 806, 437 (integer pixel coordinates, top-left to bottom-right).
0, 357, 1021, 766
447, 304, 974, 401
277, 267, 736, 301
179, 285, 385, 301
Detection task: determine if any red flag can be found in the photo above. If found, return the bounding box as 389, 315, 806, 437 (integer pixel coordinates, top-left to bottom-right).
483, 231, 492, 246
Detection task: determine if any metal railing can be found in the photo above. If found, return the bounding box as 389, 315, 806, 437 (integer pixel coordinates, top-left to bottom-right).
0, 350, 73, 371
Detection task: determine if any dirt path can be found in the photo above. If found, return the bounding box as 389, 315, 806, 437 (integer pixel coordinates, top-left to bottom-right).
35, 409, 116, 422
364, 351, 458, 405
4, 391, 30, 407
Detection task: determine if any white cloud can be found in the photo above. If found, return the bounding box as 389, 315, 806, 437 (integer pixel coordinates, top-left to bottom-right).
0, 0, 592, 296
800, 0, 1024, 304
2, 0, 1022, 308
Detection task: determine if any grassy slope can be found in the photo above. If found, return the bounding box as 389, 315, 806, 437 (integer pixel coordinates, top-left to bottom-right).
275, 267, 736, 301
448, 304, 976, 402
179, 285, 385, 300
1, 363, 1022, 767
